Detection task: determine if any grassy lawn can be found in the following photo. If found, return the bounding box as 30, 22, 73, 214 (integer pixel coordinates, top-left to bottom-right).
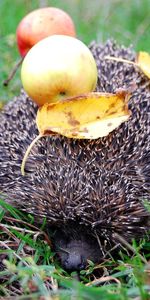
0, 0, 150, 299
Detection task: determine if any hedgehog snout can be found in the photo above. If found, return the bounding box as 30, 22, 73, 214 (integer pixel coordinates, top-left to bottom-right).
56, 240, 94, 271
62, 250, 86, 271
52, 227, 101, 271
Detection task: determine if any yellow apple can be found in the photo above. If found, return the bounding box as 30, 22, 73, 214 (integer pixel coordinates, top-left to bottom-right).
21, 35, 98, 106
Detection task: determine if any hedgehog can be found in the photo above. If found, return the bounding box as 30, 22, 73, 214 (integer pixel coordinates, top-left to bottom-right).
0, 40, 150, 271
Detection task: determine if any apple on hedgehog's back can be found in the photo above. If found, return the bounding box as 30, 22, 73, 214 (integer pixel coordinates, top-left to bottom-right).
21, 35, 98, 106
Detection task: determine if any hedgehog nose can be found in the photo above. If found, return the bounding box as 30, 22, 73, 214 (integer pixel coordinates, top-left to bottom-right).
63, 253, 86, 271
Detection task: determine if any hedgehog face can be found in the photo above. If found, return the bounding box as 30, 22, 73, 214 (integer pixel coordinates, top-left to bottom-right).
52, 225, 102, 271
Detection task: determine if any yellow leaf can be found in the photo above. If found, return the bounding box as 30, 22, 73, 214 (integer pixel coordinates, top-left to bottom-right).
36, 91, 131, 139
21, 90, 131, 175
136, 51, 150, 78
0, 102, 4, 110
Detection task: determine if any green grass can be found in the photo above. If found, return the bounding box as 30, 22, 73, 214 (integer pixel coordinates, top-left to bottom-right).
1, 0, 150, 298
1, 200, 150, 299
0, 199, 150, 299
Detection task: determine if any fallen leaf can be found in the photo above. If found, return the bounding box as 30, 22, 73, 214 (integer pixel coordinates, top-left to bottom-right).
136, 51, 150, 78
0, 102, 4, 110
21, 90, 131, 175
36, 91, 131, 139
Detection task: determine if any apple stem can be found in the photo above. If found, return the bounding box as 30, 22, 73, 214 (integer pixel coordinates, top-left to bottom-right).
105, 55, 137, 66
3, 56, 24, 87
21, 133, 43, 176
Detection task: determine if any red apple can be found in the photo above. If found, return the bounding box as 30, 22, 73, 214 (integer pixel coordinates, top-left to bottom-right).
16, 7, 76, 57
